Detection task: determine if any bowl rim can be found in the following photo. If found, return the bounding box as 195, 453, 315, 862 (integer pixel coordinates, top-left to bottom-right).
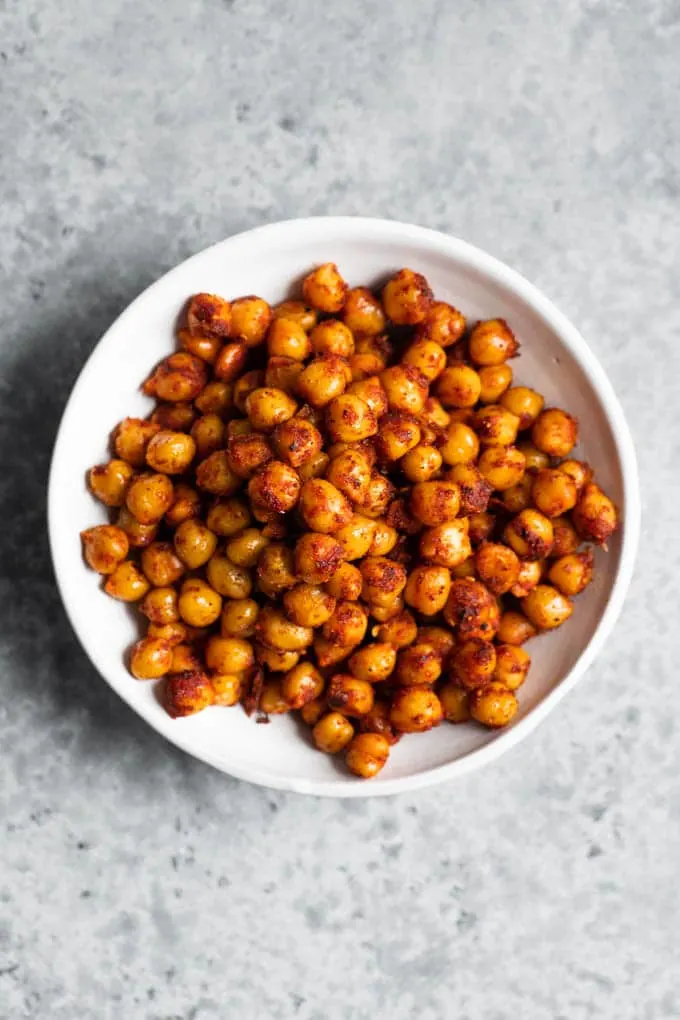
47, 216, 641, 798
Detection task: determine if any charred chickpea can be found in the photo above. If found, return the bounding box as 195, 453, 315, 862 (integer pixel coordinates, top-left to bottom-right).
468, 319, 519, 366
501, 474, 533, 513
348, 643, 397, 684
205, 635, 254, 674
402, 339, 446, 382
516, 440, 550, 474
298, 450, 331, 482
272, 300, 317, 331
500, 386, 544, 430
547, 549, 594, 596
368, 518, 399, 556
376, 610, 418, 648
497, 610, 537, 645
335, 514, 377, 561
440, 422, 480, 466
129, 637, 173, 680
195, 451, 240, 497
322, 601, 368, 649
116, 507, 158, 548
495, 644, 531, 690
389, 687, 443, 733
374, 413, 421, 462
404, 565, 452, 615
297, 355, 350, 408
326, 394, 378, 442
510, 558, 543, 598
327, 674, 374, 718
572, 483, 618, 545
104, 561, 150, 602
284, 583, 336, 627
303, 262, 348, 313
81, 525, 129, 574
165, 671, 215, 718
229, 295, 272, 346
415, 301, 466, 347
551, 517, 580, 558
248, 461, 300, 519
88, 459, 135, 508
380, 364, 428, 415
475, 543, 521, 596
325, 448, 373, 504
211, 673, 245, 707
478, 364, 513, 404
443, 578, 500, 641
360, 557, 407, 608
139, 586, 179, 625
436, 365, 482, 409
451, 639, 497, 690
402, 444, 442, 483
194, 380, 233, 416
345, 733, 390, 779
178, 579, 222, 628
531, 408, 579, 458
187, 292, 231, 338
256, 542, 296, 595
227, 433, 273, 480
281, 662, 324, 709
113, 418, 161, 468
313, 712, 355, 754
522, 584, 573, 630
325, 561, 363, 601
477, 445, 526, 491
152, 402, 197, 432
504, 508, 554, 559
396, 644, 442, 686
245, 387, 297, 432
470, 683, 518, 728
190, 415, 224, 461
342, 287, 386, 336
299, 478, 353, 534
267, 318, 311, 361
206, 554, 252, 599
141, 541, 185, 586
173, 519, 218, 569
313, 635, 353, 669
143, 352, 208, 402
294, 532, 344, 585
531, 468, 578, 518
419, 519, 472, 569
417, 626, 456, 661
439, 683, 471, 723
410, 480, 461, 527
474, 405, 520, 447
382, 268, 433, 325
272, 416, 322, 469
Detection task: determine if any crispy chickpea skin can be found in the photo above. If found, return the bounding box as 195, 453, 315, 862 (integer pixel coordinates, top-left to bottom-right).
300, 697, 326, 727
342, 287, 386, 336
284, 583, 336, 627
226, 433, 273, 480
443, 578, 500, 641
325, 448, 372, 504
410, 481, 461, 527
347, 376, 389, 419
572, 483, 618, 545
299, 478, 353, 534
81, 525, 129, 574
321, 601, 367, 649
186, 292, 231, 338
467, 512, 495, 545
348, 643, 397, 684
499, 386, 543, 430
374, 413, 421, 462
436, 364, 482, 409
504, 508, 554, 559
302, 262, 348, 313
516, 440, 550, 474
475, 542, 521, 595
165, 484, 201, 528
495, 644, 531, 690
477, 445, 526, 491
345, 733, 390, 778
451, 639, 497, 690
165, 671, 215, 718
309, 319, 354, 358
326, 393, 378, 442
178, 578, 223, 628
557, 459, 593, 493
390, 687, 443, 733
260, 678, 292, 715
225, 527, 268, 568
404, 565, 452, 615
335, 515, 376, 561
298, 450, 330, 482
113, 418, 161, 468
195, 452, 240, 497
247, 461, 301, 518
439, 683, 471, 723
531, 408, 579, 458
129, 637, 173, 680
478, 364, 513, 404
351, 334, 392, 379
447, 464, 493, 515
204, 498, 250, 539
380, 365, 428, 415
382, 268, 433, 325
327, 674, 374, 717
550, 516, 580, 558
501, 474, 533, 514
140, 586, 179, 625
190, 415, 224, 461
272, 416, 322, 468
360, 557, 407, 607
233, 370, 265, 413
402, 339, 446, 383
144, 352, 208, 403
497, 610, 537, 645
474, 405, 520, 447
415, 301, 466, 348
256, 644, 301, 672
141, 541, 185, 585
521, 584, 573, 630
294, 533, 344, 586
88, 459, 135, 507
356, 473, 395, 519
116, 508, 158, 548
396, 644, 442, 686
313, 635, 353, 669
152, 401, 197, 432
229, 295, 272, 346
147, 621, 187, 647
468, 319, 519, 366
368, 518, 398, 557
104, 560, 151, 602
213, 342, 248, 383
313, 712, 355, 754
419, 519, 472, 569
376, 610, 418, 649
265, 355, 304, 394
281, 661, 324, 709
547, 549, 594, 596
470, 683, 518, 728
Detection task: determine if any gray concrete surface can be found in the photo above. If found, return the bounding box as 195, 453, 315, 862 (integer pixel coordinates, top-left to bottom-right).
1, 1, 678, 1017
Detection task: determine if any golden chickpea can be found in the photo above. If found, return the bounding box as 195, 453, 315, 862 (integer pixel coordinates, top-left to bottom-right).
473, 405, 520, 447
346, 377, 388, 420
220, 598, 260, 638
368, 518, 399, 557
333, 514, 376, 562
211, 673, 244, 707
516, 440, 550, 474
171, 519, 216, 570
221, 528, 266, 569
113, 418, 161, 468
129, 637, 173, 680
233, 369, 265, 413
204, 554, 251, 599
372, 413, 420, 462
551, 516, 581, 558
376, 610, 418, 648
440, 423, 480, 466
547, 549, 594, 596
409, 480, 461, 527
345, 733, 390, 779
195, 451, 240, 497
299, 479, 353, 534
380, 365, 428, 415
302, 262, 348, 313
284, 584, 336, 627
205, 634, 254, 674
521, 584, 573, 630
189, 415, 224, 461
202, 499, 249, 540
313, 712, 355, 753
497, 610, 537, 645
245, 387, 297, 432
495, 644, 531, 690
439, 683, 471, 723
557, 459, 593, 494
186, 292, 231, 337
468, 319, 519, 366
436, 365, 482, 409
404, 565, 452, 615
467, 512, 496, 545
229, 295, 272, 346
326, 393, 378, 442
382, 268, 433, 325
342, 287, 386, 336
420, 395, 451, 430
281, 662, 324, 709
313, 634, 353, 669
308, 319, 353, 359
443, 578, 500, 640
164, 670, 215, 718
451, 556, 476, 579
470, 682, 518, 728
475, 542, 521, 595
322, 602, 368, 649
296, 356, 349, 408
143, 352, 208, 403
531, 408, 579, 458
498, 387, 543, 431
265, 355, 304, 394
356, 472, 395, 520
140, 586, 179, 625
396, 644, 442, 686
225, 433, 272, 481
531, 468, 578, 518
419, 519, 472, 569
164, 484, 201, 529
298, 450, 330, 482
402, 339, 446, 383
256, 542, 297, 595
170, 643, 202, 674
178, 578, 223, 628
504, 508, 554, 559
325, 448, 372, 505
368, 596, 405, 623
247, 461, 300, 519
325, 561, 363, 601
81, 525, 129, 574
256, 644, 301, 673
415, 301, 466, 347
141, 541, 185, 585
178, 327, 223, 364
510, 558, 542, 598
144, 430, 195, 475
401, 444, 442, 483
390, 687, 443, 733
360, 557, 407, 607
213, 342, 248, 384
152, 401, 197, 432
147, 621, 187, 647
300, 697, 326, 727
88, 459, 135, 508
116, 507, 158, 548
501, 474, 533, 513
266, 317, 311, 361
270, 416, 322, 470
327, 674, 374, 718
194, 380, 233, 416
478, 364, 513, 404
273, 299, 317, 331
417, 626, 456, 661
447, 464, 492, 515
257, 606, 314, 652
451, 639, 497, 690
348, 643, 396, 684
477, 445, 526, 491
104, 560, 151, 602
572, 482, 618, 546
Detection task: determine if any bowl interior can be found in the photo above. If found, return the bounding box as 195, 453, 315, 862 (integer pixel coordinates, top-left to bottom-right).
49, 219, 633, 796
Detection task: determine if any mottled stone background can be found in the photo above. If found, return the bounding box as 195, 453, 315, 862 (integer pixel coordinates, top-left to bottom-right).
1, 1, 678, 1017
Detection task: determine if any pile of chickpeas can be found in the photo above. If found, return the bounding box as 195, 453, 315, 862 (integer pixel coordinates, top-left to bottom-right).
82, 263, 619, 779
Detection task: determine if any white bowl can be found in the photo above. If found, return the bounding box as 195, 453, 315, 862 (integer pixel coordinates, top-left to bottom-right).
48, 217, 640, 797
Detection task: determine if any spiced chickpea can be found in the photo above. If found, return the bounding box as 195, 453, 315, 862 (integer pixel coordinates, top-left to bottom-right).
178, 579, 223, 628
510, 559, 542, 598
284, 584, 336, 628
451, 556, 476, 579
233, 370, 265, 413
360, 557, 407, 607
521, 584, 573, 630
303, 262, 348, 313
440, 423, 479, 466
382, 268, 433, 324
323, 602, 368, 649
298, 450, 331, 482
415, 301, 466, 347
265, 355, 304, 394
439, 683, 471, 724
475, 542, 521, 595
256, 542, 296, 595
390, 687, 443, 733
478, 364, 513, 404
501, 474, 533, 513
396, 644, 442, 686
205, 635, 254, 674
500, 386, 544, 430
299, 478, 353, 534
194, 380, 233, 417
376, 610, 418, 648
531, 408, 579, 458
420, 395, 451, 432
325, 448, 372, 504
557, 459, 593, 494
347, 377, 388, 419
104, 561, 151, 602
148, 621, 187, 647
410, 480, 460, 526
335, 515, 377, 561
468, 319, 519, 366
212, 674, 245, 707
380, 365, 428, 415
547, 550, 594, 596
342, 287, 386, 336
300, 698, 326, 727
229, 296, 272, 346
572, 483, 618, 545
495, 644, 531, 690
248, 461, 300, 518
349, 344, 391, 382
516, 440, 550, 473
417, 626, 456, 661
531, 468, 578, 518
271, 416, 322, 469
224, 528, 268, 569
477, 445, 526, 491
368, 518, 398, 557
504, 508, 554, 559
294, 532, 344, 585
313, 635, 353, 669
404, 565, 452, 615
374, 413, 422, 462
345, 734, 390, 779
165, 671, 215, 718
470, 683, 518, 728
327, 674, 374, 718
164, 484, 201, 529
296, 356, 349, 408
348, 643, 397, 684
401, 444, 442, 483
245, 387, 297, 432
81, 525, 129, 574
173, 519, 217, 569
467, 512, 496, 545
220, 598, 260, 638
273, 300, 317, 331
130, 637, 173, 680
313, 712, 355, 754
88, 459, 135, 508
170, 643, 202, 674
140, 587, 179, 625
281, 662, 324, 709
367, 595, 405, 623
226, 433, 273, 480
436, 365, 482, 408
474, 405, 520, 447
144, 430, 196, 475
186, 292, 231, 338
204, 498, 250, 539
419, 519, 472, 569
144, 352, 208, 403
141, 541, 185, 585
402, 339, 446, 382
497, 610, 537, 645
443, 578, 500, 641
213, 342, 248, 383
326, 394, 378, 443
447, 465, 493, 514
267, 318, 311, 361
451, 639, 497, 690
325, 562, 363, 601
195, 452, 240, 497
152, 402, 197, 433
356, 473, 395, 519
256, 644, 301, 673
206, 554, 252, 599
116, 508, 158, 549
190, 415, 224, 461
113, 418, 160, 468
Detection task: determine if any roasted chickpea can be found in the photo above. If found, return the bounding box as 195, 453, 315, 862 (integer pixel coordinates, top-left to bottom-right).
521, 584, 573, 630
104, 560, 151, 602
205, 554, 251, 599
494, 644, 531, 690
143, 430, 195, 475
333, 514, 376, 562
264, 355, 304, 394
440, 423, 480, 466
233, 370, 265, 413
270, 416, 323, 470
497, 610, 537, 645
402, 339, 446, 382
178, 327, 222, 364
81, 525, 129, 574
451, 639, 497, 690
451, 556, 476, 579
504, 508, 554, 559
368, 518, 398, 557
547, 549, 594, 596
313, 712, 354, 753
202, 499, 249, 540
266, 317, 311, 361
205, 635, 254, 674
390, 687, 443, 733
380, 365, 428, 415
321, 602, 367, 650
225, 433, 272, 481
467, 512, 496, 545
373, 413, 421, 462
186, 292, 231, 338
143, 352, 208, 402
164, 484, 201, 529
436, 365, 482, 409
510, 558, 543, 598
409, 480, 460, 527
382, 268, 433, 325
401, 444, 442, 483
327, 674, 374, 717
165, 671, 215, 718
572, 483, 618, 546
477, 445, 526, 492
113, 418, 161, 468
349, 333, 391, 379
88, 459, 135, 508
283, 584, 336, 627
376, 610, 418, 648
140, 586, 179, 625
256, 542, 297, 595
516, 440, 550, 474
326, 393, 377, 443
345, 377, 387, 420
195, 451, 240, 497
152, 401, 197, 432
468, 319, 519, 366
256, 606, 313, 653
188, 415, 223, 461
417, 626, 456, 661
303, 262, 348, 313
116, 507, 158, 548
307, 320, 353, 359
531, 408, 579, 458
281, 662, 324, 709
195, 382, 233, 418
300, 698, 326, 727
551, 516, 580, 558
171, 519, 216, 569
473, 405, 520, 448
229, 295, 272, 346
531, 468, 578, 518
478, 364, 513, 404
419, 519, 472, 569
325, 562, 363, 601
360, 557, 407, 607
299, 479, 353, 534
221, 528, 266, 569
178, 578, 222, 628
348, 643, 397, 684
439, 683, 471, 723
213, 342, 248, 384
356, 473, 395, 520
345, 733, 390, 778
256, 644, 301, 673
245, 387, 297, 432
147, 621, 187, 647
446, 464, 492, 515
443, 578, 500, 640
395, 644, 442, 686
212, 673, 245, 707
341, 287, 386, 336
475, 542, 520, 595
141, 541, 185, 585
367, 595, 405, 623
325, 448, 372, 505
273, 299, 317, 331
247, 461, 300, 519
497, 387, 543, 431
557, 459, 593, 494
404, 565, 452, 615
501, 474, 533, 513
129, 637, 173, 680
470, 683, 518, 728
298, 450, 331, 482
313, 634, 353, 669
296, 356, 349, 408
415, 301, 466, 347
220, 598, 259, 638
